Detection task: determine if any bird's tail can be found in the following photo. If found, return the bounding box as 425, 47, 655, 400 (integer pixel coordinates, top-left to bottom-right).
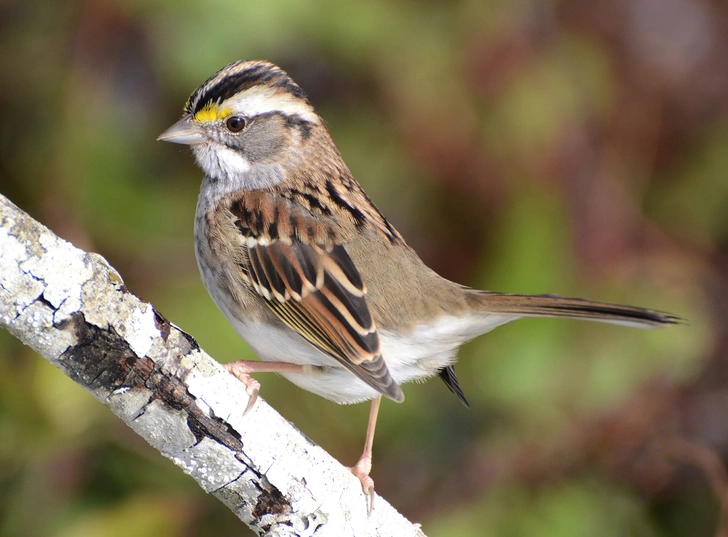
468, 291, 683, 329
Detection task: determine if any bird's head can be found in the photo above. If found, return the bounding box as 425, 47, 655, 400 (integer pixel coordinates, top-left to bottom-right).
158, 60, 321, 188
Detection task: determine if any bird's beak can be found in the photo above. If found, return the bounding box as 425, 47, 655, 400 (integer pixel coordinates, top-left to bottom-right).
157, 115, 206, 145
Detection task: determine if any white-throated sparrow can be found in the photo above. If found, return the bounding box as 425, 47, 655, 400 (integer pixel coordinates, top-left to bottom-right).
158, 60, 680, 508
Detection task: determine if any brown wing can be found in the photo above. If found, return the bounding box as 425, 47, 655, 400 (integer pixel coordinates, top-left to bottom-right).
229, 191, 404, 403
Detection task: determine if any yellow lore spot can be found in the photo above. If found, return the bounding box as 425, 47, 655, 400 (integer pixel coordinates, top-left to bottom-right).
194, 104, 233, 123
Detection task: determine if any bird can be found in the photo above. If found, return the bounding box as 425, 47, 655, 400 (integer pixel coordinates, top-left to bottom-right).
157, 59, 680, 509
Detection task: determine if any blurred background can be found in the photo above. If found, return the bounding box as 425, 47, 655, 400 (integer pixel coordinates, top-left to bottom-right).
0, 0, 725, 535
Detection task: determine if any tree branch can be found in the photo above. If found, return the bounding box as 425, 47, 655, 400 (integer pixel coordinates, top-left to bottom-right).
0, 193, 427, 537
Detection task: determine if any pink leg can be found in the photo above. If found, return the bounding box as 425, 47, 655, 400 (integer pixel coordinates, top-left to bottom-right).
225, 360, 311, 414
350, 396, 382, 514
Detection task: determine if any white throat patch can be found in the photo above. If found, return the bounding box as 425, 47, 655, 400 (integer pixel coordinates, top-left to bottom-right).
193, 143, 251, 179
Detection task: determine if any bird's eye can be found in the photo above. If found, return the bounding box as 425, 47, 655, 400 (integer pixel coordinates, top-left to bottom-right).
225, 116, 247, 133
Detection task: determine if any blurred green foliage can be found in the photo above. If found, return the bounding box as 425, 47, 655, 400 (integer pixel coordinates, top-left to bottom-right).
0, 0, 724, 535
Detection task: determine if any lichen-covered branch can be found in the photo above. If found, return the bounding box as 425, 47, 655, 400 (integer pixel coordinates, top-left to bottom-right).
0, 193, 426, 537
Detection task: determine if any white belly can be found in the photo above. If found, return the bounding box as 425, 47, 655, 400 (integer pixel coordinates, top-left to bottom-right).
226, 312, 517, 404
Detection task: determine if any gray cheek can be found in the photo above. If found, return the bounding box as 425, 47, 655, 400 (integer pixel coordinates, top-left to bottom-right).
239, 121, 286, 162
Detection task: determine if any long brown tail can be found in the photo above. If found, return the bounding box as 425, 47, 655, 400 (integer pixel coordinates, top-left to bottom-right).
471, 292, 683, 329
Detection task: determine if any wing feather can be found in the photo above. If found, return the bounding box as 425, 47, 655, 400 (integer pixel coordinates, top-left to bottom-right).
229, 192, 404, 402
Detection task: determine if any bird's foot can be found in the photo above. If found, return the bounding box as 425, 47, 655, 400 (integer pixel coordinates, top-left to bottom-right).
349, 452, 375, 515
224, 361, 261, 414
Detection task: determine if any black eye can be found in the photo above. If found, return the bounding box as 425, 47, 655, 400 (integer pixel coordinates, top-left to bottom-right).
226, 116, 247, 133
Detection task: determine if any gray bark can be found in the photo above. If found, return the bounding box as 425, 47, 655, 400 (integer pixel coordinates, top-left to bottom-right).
0, 193, 427, 537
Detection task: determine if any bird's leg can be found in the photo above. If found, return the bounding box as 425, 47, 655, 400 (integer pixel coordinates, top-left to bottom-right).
224, 360, 315, 414
350, 396, 382, 514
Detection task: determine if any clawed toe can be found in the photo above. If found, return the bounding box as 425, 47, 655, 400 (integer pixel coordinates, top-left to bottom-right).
242, 377, 260, 414
350, 459, 376, 515
224, 362, 260, 414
